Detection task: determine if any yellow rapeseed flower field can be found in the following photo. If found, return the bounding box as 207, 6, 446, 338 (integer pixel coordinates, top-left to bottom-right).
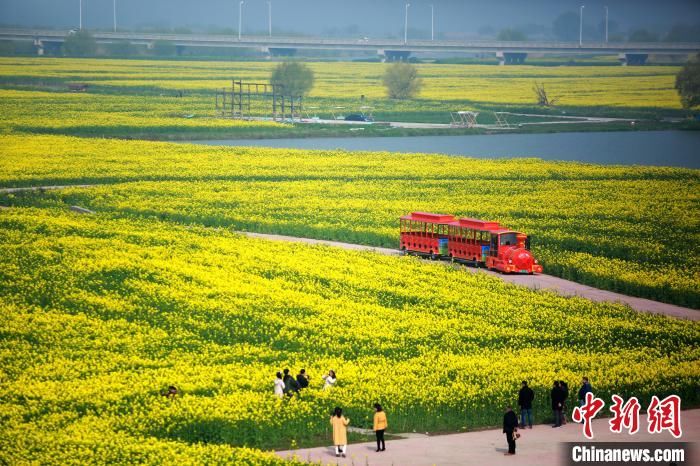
0, 57, 684, 136
1, 133, 697, 307
0, 206, 698, 464
0, 56, 697, 465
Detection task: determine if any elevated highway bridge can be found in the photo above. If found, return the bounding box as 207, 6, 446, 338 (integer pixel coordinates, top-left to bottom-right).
2, 28, 699, 65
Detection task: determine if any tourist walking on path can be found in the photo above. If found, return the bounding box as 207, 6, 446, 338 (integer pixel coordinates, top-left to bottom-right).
296, 369, 310, 389
373, 403, 388, 452
274, 372, 285, 398
551, 381, 564, 427
518, 381, 534, 429
330, 407, 350, 458
560, 381, 569, 425
503, 406, 519, 455
322, 370, 337, 390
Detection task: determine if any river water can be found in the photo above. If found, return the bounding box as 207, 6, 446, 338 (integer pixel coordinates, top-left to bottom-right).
190, 130, 700, 169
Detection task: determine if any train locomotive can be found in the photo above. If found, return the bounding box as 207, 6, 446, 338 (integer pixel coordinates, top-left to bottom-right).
399, 212, 543, 274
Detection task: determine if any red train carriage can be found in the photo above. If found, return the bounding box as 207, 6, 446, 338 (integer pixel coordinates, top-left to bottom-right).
400, 212, 543, 274
447, 217, 499, 264
399, 212, 455, 259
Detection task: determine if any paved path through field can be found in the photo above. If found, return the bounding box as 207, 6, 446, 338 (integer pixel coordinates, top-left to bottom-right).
2, 185, 697, 321
239, 231, 698, 321
276, 409, 699, 466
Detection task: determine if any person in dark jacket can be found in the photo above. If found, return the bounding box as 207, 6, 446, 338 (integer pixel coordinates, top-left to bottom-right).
559, 381, 569, 425
577, 377, 592, 423
296, 369, 310, 389
503, 406, 519, 455
518, 381, 535, 429
283, 368, 299, 396
577, 377, 592, 405
551, 381, 564, 427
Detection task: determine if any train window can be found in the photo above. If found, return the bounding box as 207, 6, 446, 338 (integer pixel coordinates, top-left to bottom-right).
500, 233, 518, 246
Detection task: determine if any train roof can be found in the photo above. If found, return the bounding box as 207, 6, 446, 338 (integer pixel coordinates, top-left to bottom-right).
449, 217, 501, 230
401, 212, 456, 223
493, 229, 521, 234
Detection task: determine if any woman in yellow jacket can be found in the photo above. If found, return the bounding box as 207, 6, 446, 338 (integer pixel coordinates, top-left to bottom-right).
330, 407, 350, 458
373, 403, 388, 452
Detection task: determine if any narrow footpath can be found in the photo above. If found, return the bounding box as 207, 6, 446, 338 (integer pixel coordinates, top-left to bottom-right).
276, 409, 699, 466
1, 185, 697, 321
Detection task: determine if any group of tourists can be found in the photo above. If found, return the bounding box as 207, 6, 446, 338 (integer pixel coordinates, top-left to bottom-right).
504, 376, 593, 455
329, 404, 388, 458
273, 369, 337, 398
271, 369, 592, 458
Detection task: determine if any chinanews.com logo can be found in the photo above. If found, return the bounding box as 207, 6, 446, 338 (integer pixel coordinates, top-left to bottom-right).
561, 394, 694, 465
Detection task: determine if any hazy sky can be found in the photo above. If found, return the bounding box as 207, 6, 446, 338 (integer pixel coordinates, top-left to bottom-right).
1, 0, 698, 37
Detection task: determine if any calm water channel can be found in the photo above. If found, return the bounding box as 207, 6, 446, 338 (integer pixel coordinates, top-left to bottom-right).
191, 130, 700, 169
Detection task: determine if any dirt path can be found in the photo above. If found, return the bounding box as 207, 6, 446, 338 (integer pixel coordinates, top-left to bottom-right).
276, 409, 699, 466
2, 185, 697, 321
0, 185, 96, 194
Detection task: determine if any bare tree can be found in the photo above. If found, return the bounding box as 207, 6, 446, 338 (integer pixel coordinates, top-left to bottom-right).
383, 62, 422, 100
533, 82, 558, 107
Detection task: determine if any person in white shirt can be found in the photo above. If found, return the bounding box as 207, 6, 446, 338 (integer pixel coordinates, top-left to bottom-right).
322, 370, 337, 390
274, 371, 285, 398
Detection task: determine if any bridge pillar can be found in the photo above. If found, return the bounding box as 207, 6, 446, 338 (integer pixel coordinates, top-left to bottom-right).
380, 50, 411, 62
619, 53, 648, 66
496, 51, 527, 65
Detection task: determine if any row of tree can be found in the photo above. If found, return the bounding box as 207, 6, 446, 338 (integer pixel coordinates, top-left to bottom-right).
62, 31, 197, 57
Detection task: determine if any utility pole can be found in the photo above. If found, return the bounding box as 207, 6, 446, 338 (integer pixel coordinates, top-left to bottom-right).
431, 4, 434, 41
604, 5, 609, 43
79, 0, 82, 30
579, 5, 585, 46
404, 3, 410, 45
113, 0, 117, 32
267, 1, 272, 37
238, 1, 244, 40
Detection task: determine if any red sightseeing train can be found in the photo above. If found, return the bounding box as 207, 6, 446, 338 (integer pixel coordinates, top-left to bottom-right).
399, 212, 543, 274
